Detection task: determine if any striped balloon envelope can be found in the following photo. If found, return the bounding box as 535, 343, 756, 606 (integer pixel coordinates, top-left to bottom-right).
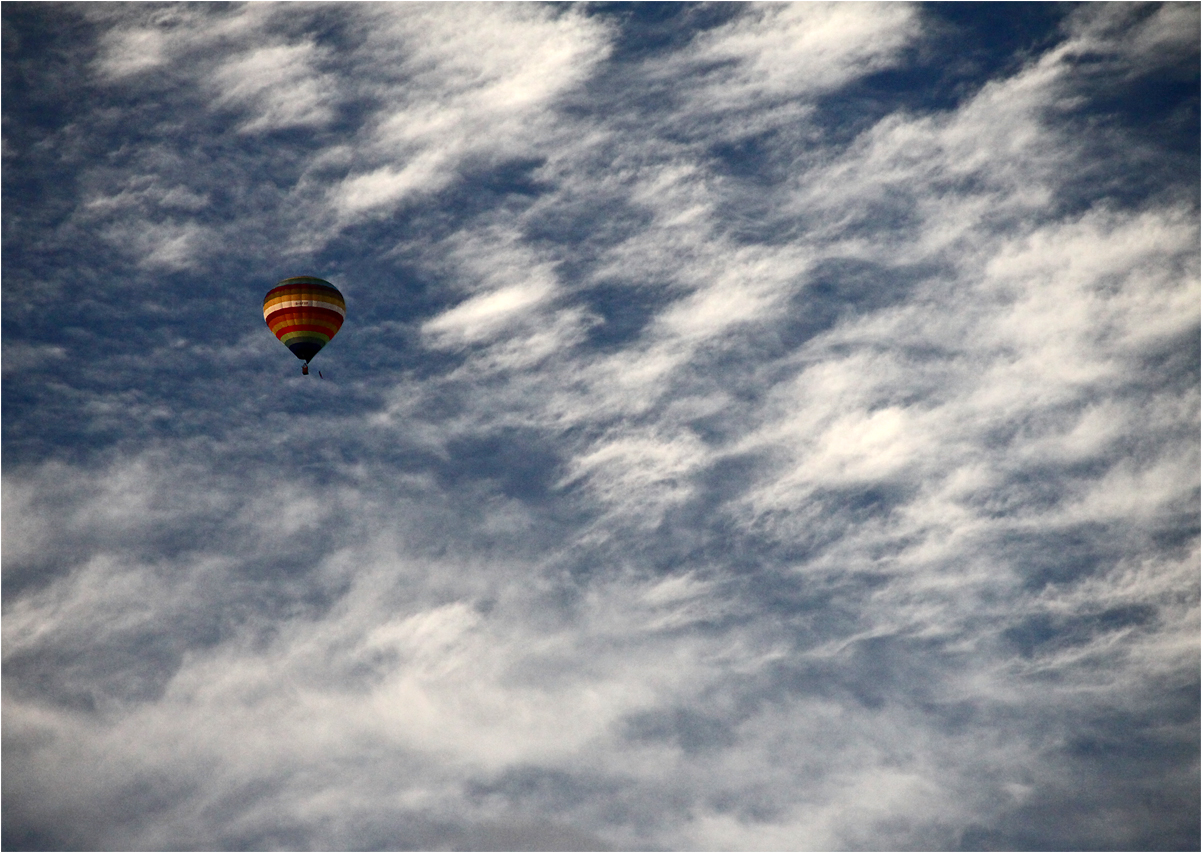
263, 276, 345, 366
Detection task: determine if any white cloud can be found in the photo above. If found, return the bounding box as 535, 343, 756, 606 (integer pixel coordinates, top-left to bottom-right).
329, 153, 455, 219
424, 281, 556, 347
90, 4, 279, 80
563, 428, 708, 524
322, 4, 613, 222
94, 25, 169, 79
1065, 2, 1201, 71
210, 42, 338, 133
86, 178, 209, 213
679, 2, 920, 105
5, 3, 1198, 850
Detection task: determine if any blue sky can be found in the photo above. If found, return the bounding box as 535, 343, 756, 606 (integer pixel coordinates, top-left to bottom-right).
2, 3, 1198, 850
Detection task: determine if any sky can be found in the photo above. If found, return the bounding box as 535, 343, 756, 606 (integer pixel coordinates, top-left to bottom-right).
1, 3, 1199, 850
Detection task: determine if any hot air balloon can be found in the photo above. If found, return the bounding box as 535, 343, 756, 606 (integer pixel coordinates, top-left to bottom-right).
263, 276, 345, 375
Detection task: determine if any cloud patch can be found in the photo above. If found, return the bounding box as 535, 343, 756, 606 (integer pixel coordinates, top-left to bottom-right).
3, 3, 1197, 850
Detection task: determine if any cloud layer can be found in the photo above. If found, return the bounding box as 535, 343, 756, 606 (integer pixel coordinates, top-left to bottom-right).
3, 4, 1198, 850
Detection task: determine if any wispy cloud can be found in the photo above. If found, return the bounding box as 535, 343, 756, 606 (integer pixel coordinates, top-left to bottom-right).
4, 3, 1197, 850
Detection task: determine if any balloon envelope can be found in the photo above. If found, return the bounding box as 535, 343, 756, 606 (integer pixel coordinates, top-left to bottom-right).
263, 276, 345, 363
